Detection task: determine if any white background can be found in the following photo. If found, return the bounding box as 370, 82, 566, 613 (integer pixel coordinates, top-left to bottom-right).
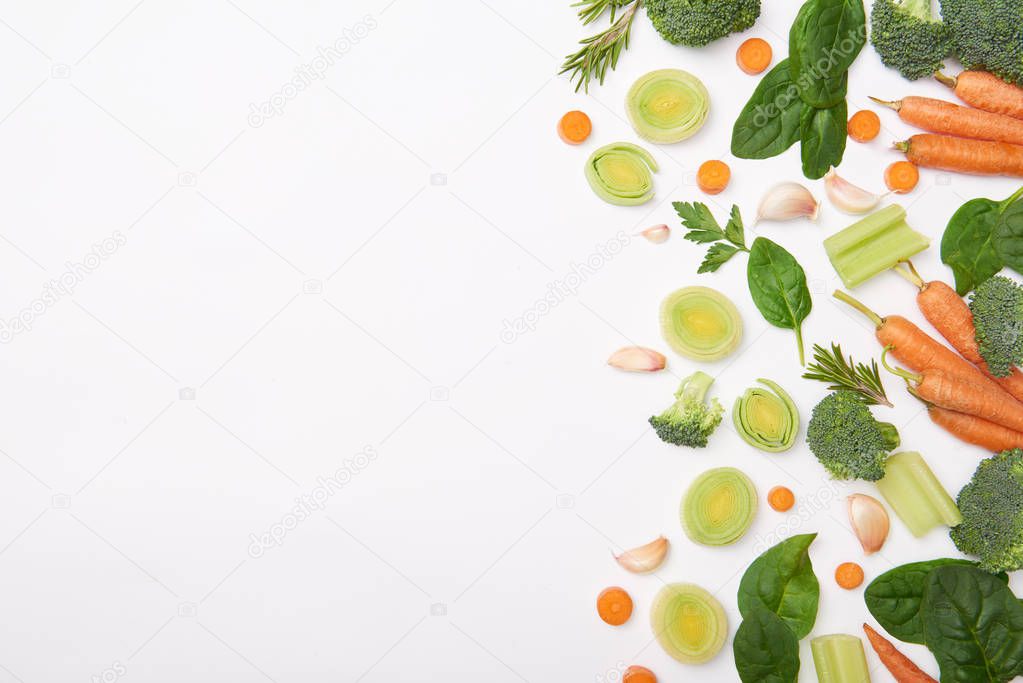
0, 1, 1019, 681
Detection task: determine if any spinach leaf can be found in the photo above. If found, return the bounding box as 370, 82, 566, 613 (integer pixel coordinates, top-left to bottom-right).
789, 0, 865, 108
733, 607, 800, 683
738, 533, 819, 639
921, 564, 1023, 682
800, 100, 847, 179
731, 60, 804, 160
993, 194, 1023, 274
864, 558, 990, 644
747, 238, 813, 365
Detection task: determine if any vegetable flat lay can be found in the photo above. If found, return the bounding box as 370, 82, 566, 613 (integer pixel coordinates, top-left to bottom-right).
562, 0, 1023, 680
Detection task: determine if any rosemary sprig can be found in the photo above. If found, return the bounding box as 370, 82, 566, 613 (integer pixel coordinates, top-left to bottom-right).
560, 0, 642, 92
803, 343, 894, 407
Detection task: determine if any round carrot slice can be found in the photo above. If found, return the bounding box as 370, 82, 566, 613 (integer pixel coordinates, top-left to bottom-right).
848, 110, 881, 142
835, 562, 865, 589
596, 586, 633, 626
623, 665, 657, 683
767, 486, 795, 512
697, 160, 730, 195
558, 110, 592, 145
736, 38, 772, 75
884, 161, 919, 193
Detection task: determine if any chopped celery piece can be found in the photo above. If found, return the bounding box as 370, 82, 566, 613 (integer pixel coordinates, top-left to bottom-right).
875, 451, 962, 537
823, 205, 930, 288
811, 634, 871, 683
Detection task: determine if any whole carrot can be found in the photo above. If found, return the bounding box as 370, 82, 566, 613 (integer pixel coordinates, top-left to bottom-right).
886, 360, 1023, 433
928, 405, 1023, 451
863, 623, 936, 683
872, 95, 1023, 145
936, 71, 1023, 120
893, 264, 1023, 402
896, 134, 1023, 177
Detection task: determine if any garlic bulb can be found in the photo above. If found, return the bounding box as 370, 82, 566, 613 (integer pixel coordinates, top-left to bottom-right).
615, 536, 669, 573
756, 182, 820, 223
607, 346, 667, 372
847, 494, 890, 554
824, 168, 883, 214
638, 224, 670, 243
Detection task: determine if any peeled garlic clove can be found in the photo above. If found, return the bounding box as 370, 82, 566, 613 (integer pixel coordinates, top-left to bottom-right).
756, 181, 820, 223
824, 167, 882, 214
607, 346, 666, 372
638, 224, 670, 243
847, 493, 890, 554
615, 536, 669, 573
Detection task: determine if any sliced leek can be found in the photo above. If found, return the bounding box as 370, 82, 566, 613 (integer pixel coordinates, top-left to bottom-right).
584, 142, 658, 206
651, 583, 728, 663
659, 286, 742, 361
681, 467, 757, 546
733, 379, 799, 452
626, 69, 710, 144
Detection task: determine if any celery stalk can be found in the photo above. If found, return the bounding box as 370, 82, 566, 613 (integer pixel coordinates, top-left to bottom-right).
823, 205, 930, 288
875, 451, 962, 537
811, 634, 871, 683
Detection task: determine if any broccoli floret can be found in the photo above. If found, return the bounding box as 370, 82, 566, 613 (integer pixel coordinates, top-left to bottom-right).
939, 0, 1023, 85
949, 449, 1023, 573
969, 275, 1023, 377
870, 0, 951, 80
645, 0, 761, 47
806, 391, 900, 481
649, 371, 724, 448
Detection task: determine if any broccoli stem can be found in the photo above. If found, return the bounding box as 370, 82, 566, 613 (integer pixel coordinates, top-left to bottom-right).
677, 371, 715, 402
877, 422, 901, 451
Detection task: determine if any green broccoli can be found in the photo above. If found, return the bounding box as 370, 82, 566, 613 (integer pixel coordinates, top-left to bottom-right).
949, 449, 1023, 573
806, 390, 900, 481
870, 0, 951, 80
649, 371, 724, 448
645, 0, 761, 47
939, 0, 1023, 85
969, 275, 1023, 377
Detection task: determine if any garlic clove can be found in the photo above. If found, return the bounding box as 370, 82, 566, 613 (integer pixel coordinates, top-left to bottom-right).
756, 181, 820, 223
824, 167, 883, 215
615, 536, 669, 573
638, 224, 670, 243
607, 346, 667, 372
847, 493, 890, 555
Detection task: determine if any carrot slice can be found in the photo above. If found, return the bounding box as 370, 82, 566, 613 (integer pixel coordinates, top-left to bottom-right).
768, 486, 795, 512
736, 38, 772, 75
835, 562, 864, 589
558, 110, 592, 145
697, 160, 730, 194
884, 161, 919, 193
623, 665, 657, 683
848, 110, 880, 142
597, 586, 633, 626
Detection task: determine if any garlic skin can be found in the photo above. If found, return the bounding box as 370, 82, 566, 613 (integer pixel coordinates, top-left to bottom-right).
615, 536, 669, 573
847, 494, 890, 554
756, 182, 820, 223
607, 346, 667, 372
824, 168, 882, 214
638, 224, 670, 244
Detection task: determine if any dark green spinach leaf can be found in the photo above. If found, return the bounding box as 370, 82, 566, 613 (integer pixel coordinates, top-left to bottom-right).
731, 60, 804, 159
800, 100, 847, 179
864, 558, 998, 644
738, 533, 819, 639
733, 607, 800, 683
789, 0, 866, 108
747, 238, 813, 364
992, 193, 1023, 274
921, 564, 1023, 682
941, 187, 1023, 294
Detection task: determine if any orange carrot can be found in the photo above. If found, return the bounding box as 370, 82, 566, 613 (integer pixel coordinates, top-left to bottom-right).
863, 623, 937, 682
558, 110, 592, 144
835, 562, 864, 589
885, 161, 919, 193
848, 110, 881, 142
894, 266, 1023, 401
736, 38, 772, 75
873, 95, 1023, 145
597, 586, 632, 626
937, 71, 1023, 121
697, 160, 730, 194
897, 134, 1023, 176
768, 486, 795, 512
623, 665, 657, 683
927, 406, 1023, 451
